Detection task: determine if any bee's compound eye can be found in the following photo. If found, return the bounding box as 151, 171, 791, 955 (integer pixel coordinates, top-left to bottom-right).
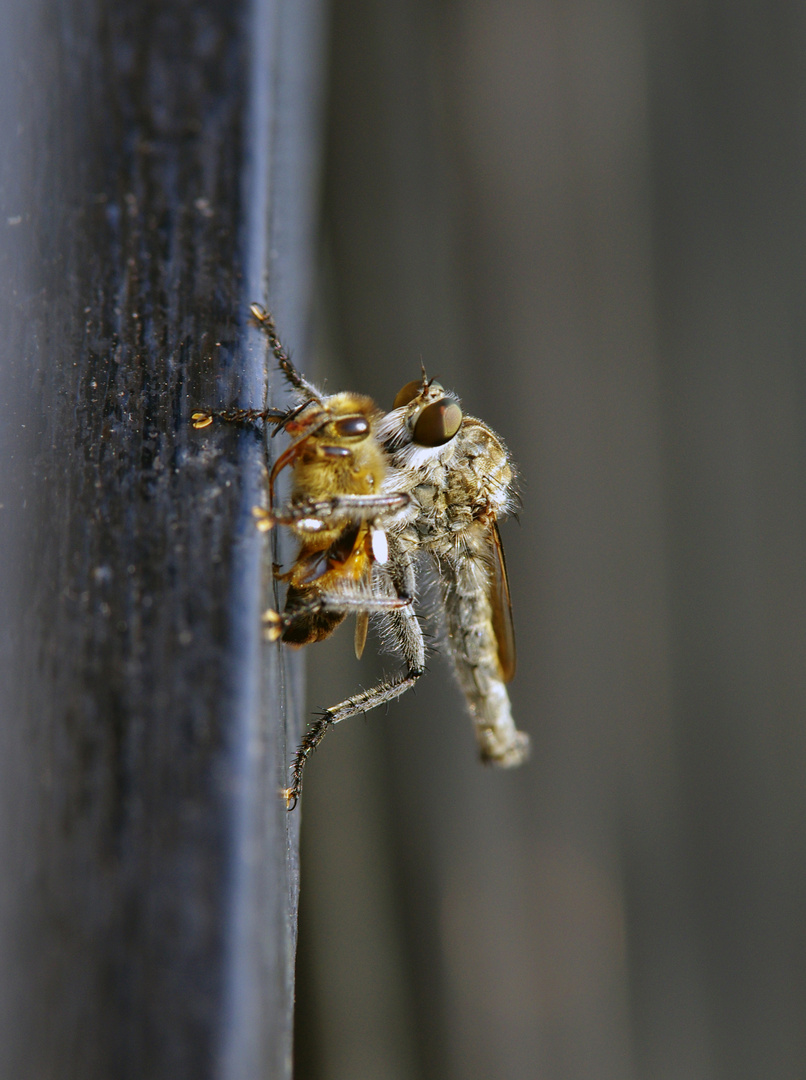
393, 380, 422, 409
334, 415, 370, 438
412, 400, 462, 447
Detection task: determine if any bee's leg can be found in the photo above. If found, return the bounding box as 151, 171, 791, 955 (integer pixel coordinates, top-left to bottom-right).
249, 303, 322, 402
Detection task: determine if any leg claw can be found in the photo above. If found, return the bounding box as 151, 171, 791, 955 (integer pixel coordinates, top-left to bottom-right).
252, 506, 275, 532
262, 609, 283, 642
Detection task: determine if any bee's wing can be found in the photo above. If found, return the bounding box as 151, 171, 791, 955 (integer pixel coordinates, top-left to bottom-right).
354, 526, 379, 658
489, 516, 517, 683
354, 612, 369, 659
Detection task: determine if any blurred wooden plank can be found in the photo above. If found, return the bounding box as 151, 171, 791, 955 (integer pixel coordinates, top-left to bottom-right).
300, 2, 806, 1080
0, 0, 327, 1076
648, 4, 806, 1077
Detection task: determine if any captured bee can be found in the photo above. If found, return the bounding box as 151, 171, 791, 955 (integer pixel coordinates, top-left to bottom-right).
376, 373, 530, 769
194, 305, 411, 657
193, 306, 417, 807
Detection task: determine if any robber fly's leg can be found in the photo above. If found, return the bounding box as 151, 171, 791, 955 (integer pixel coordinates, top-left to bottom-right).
264, 589, 412, 641
259, 492, 410, 532
249, 303, 322, 402
285, 668, 422, 809
191, 406, 288, 430
284, 548, 426, 810
377, 540, 426, 675
195, 305, 321, 431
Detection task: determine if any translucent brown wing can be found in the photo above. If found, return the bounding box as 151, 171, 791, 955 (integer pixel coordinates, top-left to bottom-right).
354, 612, 369, 659
489, 516, 517, 682
353, 525, 375, 658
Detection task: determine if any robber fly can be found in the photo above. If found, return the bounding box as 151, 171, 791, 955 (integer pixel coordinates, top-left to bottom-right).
376, 373, 530, 769
193, 306, 418, 806
195, 309, 527, 805
285, 370, 529, 805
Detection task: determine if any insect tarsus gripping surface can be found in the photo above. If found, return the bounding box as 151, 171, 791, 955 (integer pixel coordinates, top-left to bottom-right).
284, 666, 424, 808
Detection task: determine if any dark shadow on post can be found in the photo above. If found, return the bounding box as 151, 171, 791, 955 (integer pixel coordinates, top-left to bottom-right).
0, 0, 327, 1077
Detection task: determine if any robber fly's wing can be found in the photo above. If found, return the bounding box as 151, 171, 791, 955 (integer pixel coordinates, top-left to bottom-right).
354, 613, 369, 659
489, 516, 517, 682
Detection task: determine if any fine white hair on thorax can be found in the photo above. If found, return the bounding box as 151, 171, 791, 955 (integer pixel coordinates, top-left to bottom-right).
393, 440, 452, 474
375, 407, 409, 450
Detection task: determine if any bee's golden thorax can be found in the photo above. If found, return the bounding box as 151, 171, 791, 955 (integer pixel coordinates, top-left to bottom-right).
286, 394, 386, 506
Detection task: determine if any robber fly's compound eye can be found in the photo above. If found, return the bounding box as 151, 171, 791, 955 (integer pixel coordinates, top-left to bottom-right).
334, 415, 371, 439
393, 380, 423, 409
412, 400, 463, 447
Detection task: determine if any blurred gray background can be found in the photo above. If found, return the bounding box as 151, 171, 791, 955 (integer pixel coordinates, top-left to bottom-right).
293, 2, 806, 1078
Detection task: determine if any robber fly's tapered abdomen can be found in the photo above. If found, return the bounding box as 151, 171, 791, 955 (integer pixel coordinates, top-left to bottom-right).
440, 543, 529, 768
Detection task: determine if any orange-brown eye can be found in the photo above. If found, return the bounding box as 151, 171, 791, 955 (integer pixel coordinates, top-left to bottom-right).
334, 416, 370, 438
412, 400, 462, 447
393, 380, 422, 409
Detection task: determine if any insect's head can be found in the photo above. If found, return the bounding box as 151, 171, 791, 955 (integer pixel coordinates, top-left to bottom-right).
269, 392, 381, 502
283, 393, 376, 445
391, 373, 463, 449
